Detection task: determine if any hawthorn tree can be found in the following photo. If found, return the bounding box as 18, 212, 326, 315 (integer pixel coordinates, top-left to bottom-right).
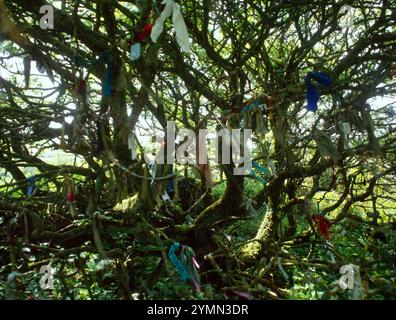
0, 0, 395, 299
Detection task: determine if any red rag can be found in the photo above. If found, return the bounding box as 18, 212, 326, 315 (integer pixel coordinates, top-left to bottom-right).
76, 79, 86, 95
312, 214, 331, 240
230, 105, 242, 113
66, 192, 75, 202
134, 23, 152, 42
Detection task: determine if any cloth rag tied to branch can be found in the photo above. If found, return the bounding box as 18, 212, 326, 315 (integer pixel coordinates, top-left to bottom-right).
304, 71, 332, 112
150, 0, 191, 52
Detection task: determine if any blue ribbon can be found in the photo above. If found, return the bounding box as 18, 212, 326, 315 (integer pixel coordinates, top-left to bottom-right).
130, 43, 141, 61
102, 54, 112, 98
252, 161, 270, 174
166, 164, 175, 194
27, 176, 35, 196
304, 71, 332, 112
309, 71, 332, 87
73, 51, 113, 98
168, 242, 192, 282
250, 171, 267, 184
250, 161, 269, 184
240, 100, 261, 113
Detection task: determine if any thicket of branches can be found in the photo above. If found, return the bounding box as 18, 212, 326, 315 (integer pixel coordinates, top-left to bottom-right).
0, 0, 395, 300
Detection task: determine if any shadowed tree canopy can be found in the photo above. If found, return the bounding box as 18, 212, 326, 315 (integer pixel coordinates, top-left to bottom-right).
0, 0, 395, 300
